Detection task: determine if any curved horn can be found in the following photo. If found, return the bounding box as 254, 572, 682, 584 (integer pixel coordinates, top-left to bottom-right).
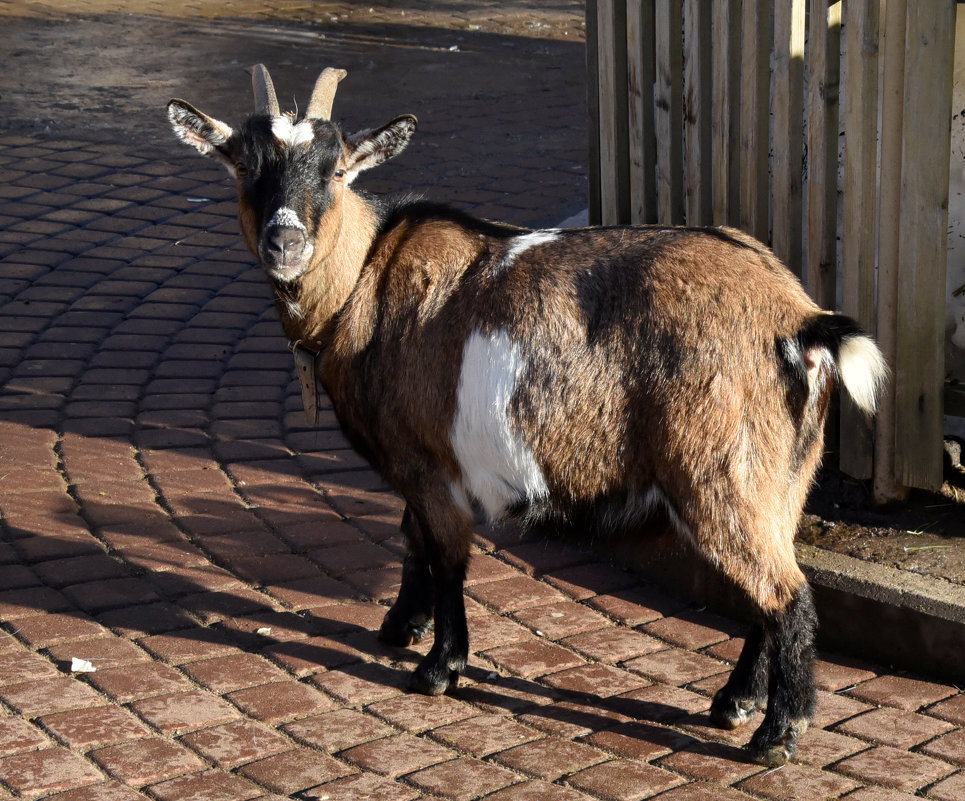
306, 67, 347, 120
252, 64, 280, 117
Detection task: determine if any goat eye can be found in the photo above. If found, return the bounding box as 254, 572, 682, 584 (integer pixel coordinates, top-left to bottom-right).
235, 163, 250, 177
332, 169, 345, 181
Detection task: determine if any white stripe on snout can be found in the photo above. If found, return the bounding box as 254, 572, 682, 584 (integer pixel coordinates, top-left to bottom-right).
450, 329, 549, 520
498, 230, 560, 272
272, 117, 314, 148
267, 207, 306, 231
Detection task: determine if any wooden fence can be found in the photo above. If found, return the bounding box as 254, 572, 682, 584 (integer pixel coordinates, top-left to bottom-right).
586, 0, 958, 495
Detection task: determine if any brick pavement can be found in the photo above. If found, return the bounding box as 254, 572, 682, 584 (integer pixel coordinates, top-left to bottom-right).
0, 3, 963, 801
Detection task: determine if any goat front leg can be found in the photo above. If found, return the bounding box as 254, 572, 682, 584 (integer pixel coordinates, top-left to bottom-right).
379, 507, 434, 646
401, 497, 472, 696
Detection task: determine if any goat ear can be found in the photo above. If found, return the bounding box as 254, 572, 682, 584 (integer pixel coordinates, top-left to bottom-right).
343, 115, 417, 181
167, 99, 237, 170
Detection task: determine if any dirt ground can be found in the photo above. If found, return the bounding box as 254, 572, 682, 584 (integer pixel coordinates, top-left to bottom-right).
3, 0, 963, 590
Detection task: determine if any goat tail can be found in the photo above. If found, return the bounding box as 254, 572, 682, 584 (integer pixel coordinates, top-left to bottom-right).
793, 313, 889, 415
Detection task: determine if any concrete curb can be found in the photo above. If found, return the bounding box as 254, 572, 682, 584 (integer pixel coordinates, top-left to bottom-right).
602, 532, 964, 684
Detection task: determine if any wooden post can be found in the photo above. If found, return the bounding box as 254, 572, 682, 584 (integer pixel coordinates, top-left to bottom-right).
597, 0, 631, 225
873, 0, 908, 502
655, 0, 684, 224
627, 0, 657, 224
739, 0, 770, 241
711, 0, 742, 227
683, 0, 712, 226
895, 0, 956, 490
586, 0, 602, 225
805, 0, 841, 310
840, 0, 880, 480
771, 0, 805, 276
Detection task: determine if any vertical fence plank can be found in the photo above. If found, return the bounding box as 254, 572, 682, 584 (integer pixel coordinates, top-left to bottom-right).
597, 0, 631, 225
739, 0, 770, 241
683, 0, 713, 225
711, 0, 742, 226
806, 0, 842, 309
655, 0, 684, 224
627, 0, 657, 224
771, 0, 805, 275
873, 0, 908, 501
840, 0, 880, 480
895, 0, 956, 490
586, 0, 602, 225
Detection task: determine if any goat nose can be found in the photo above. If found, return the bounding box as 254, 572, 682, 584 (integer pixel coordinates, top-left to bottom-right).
265, 226, 308, 261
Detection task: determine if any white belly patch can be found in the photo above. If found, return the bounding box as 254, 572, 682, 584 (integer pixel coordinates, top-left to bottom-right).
450, 329, 549, 519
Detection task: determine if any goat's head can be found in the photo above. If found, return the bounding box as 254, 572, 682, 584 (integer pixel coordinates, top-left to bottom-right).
167, 65, 417, 282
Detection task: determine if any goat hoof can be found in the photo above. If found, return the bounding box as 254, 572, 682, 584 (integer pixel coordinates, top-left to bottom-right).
746, 742, 791, 767
710, 692, 760, 730
378, 615, 432, 647
408, 666, 457, 696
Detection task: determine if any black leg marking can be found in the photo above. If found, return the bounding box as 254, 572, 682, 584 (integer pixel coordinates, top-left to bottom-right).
409, 562, 468, 695
379, 551, 434, 647
710, 624, 769, 729
746, 584, 818, 767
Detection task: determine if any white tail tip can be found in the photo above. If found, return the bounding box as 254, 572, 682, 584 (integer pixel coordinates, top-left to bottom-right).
838, 335, 889, 414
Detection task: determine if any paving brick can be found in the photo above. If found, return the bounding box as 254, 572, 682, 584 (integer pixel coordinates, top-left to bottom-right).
282, 708, 393, 753
465, 553, 520, 585
541, 663, 649, 699
927, 772, 965, 801
467, 576, 567, 613
518, 699, 632, 740
812, 653, 880, 692
97, 601, 198, 637
483, 781, 599, 801
0, 649, 59, 685
586, 588, 678, 626
835, 745, 955, 792
497, 540, 591, 576
792, 726, 868, 768
146, 769, 263, 801
181, 653, 291, 694
566, 759, 684, 801
366, 691, 477, 733
131, 690, 240, 734
0, 676, 106, 717
464, 606, 533, 651
41, 781, 149, 801
62, 578, 160, 613
236, 749, 352, 795
623, 647, 730, 686
181, 719, 291, 769
428, 714, 540, 757
340, 733, 455, 777
0, 717, 53, 756
920, 727, 965, 766
8, 612, 108, 648
309, 662, 408, 706
928, 695, 965, 726
739, 762, 861, 800
90, 737, 206, 787
560, 626, 666, 663
847, 675, 958, 712
491, 736, 608, 781
139, 628, 239, 665
483, 637, 585, 679
86, 662, 193, 702
40, 705, 152, 749
226, 681, 333, 724
308, 540, 400, 577
302, 772, 421, 801
512, 601, 611, 640
0, 747, 103, 796
834, 706, 956, 748
811, 689, 875, 729
656, 739, 764, 784
407, 756, 520, 800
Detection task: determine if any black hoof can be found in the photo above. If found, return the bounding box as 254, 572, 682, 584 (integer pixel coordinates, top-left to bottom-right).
710, 690, 762, 730
746, 719, 808, 767
378, 614, 433, 647
409, 664, 460, 696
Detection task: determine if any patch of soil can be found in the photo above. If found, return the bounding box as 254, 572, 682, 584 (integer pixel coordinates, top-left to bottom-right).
802, 437, 965, 586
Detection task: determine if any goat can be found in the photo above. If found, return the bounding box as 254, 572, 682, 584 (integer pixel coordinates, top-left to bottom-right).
167, 65, 888, 767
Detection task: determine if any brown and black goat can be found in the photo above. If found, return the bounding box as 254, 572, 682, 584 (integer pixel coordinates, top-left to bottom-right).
167, 65, 887, 767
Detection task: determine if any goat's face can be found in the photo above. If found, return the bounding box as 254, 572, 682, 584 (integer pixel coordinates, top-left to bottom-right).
167, 65, 416, 282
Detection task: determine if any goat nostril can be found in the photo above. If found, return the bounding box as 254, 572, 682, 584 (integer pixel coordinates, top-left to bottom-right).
266, 226, 308, 259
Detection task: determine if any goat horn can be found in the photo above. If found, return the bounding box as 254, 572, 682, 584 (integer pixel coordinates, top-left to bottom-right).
306, 67, 348, 120
252, 64, 280, 117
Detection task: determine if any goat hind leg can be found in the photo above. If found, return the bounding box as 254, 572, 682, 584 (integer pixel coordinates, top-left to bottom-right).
746, 583, 818, 767
710, 624, 769, 729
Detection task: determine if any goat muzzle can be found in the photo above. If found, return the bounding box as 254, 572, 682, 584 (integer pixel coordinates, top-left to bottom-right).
260, 224, 314, 277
